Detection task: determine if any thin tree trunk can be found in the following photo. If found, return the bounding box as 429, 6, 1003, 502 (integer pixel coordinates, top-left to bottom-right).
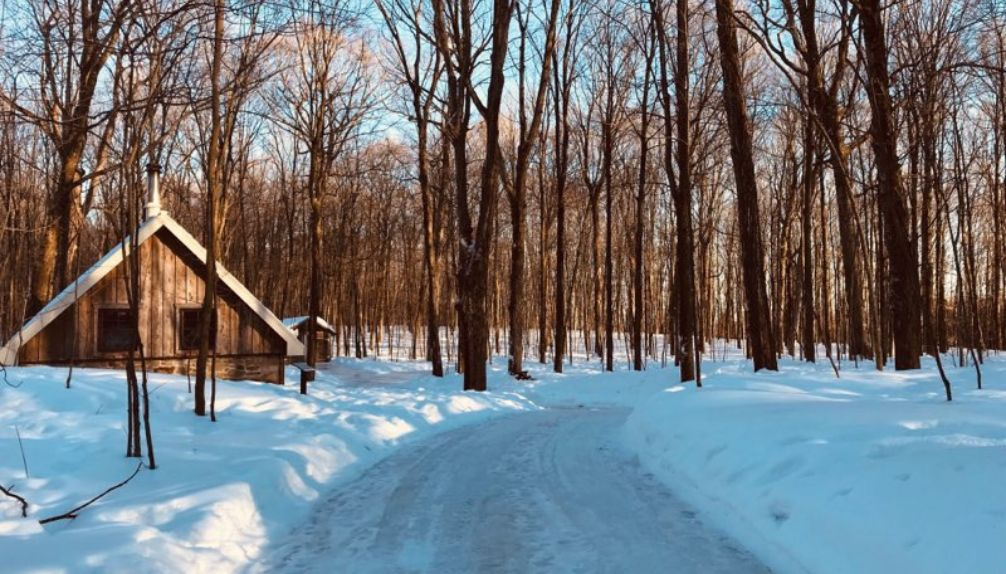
195, 0, 226, 417
801, 112, 816, 362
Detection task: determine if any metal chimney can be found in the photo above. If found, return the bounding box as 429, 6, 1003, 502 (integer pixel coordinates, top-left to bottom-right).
145, 163, 162, 219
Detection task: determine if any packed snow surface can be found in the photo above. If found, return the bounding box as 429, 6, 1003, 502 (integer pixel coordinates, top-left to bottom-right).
261, 406, 768, 574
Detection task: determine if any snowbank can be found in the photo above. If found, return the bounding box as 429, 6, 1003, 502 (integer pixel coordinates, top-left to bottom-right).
0, 360, 536, 573
6, 347, 1002, 574
624, 354, 1006, 574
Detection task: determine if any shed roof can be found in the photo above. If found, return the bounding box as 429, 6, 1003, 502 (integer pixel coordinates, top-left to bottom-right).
283, 316, 337, 335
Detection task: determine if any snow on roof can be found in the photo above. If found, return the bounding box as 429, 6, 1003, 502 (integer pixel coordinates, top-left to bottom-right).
0, 212, 304, 365
283, 315, 337, 335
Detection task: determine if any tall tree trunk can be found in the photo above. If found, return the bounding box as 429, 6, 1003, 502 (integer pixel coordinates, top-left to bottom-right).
795, 0, 864, 359
537, 141, 549, 365
713, 0, 777, 371
418, 118, 444, 376
801, 113, 816, 362
438, 0, 512, 391
603, 115, 614, 372
196, 0, 226, 417
673, 0, 698, 381
506, 175, 528, 375
506, 0, 558, 377
305, 141, 323, 390
591, 187, 603, 358
632, 30, 655, 372
856, 0, 922, 370
552, 13, 575, 373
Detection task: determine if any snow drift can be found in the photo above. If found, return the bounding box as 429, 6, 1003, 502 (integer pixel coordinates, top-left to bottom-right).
0, 360, 536, 573
624, 354, 1006, 574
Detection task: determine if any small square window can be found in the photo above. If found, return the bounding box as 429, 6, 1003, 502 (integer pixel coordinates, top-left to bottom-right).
179, 308, 216, 351
97, 308, 135, 353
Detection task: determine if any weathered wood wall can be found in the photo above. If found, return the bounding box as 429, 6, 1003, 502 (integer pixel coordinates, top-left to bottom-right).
18, 229, 287, 384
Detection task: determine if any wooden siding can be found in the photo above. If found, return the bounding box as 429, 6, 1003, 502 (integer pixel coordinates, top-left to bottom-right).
18, 229, 287, 384
289, 329, 334, 363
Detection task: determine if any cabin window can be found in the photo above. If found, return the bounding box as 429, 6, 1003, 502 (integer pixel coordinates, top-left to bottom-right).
97, 308, 135, 353
179, 308, 216, 351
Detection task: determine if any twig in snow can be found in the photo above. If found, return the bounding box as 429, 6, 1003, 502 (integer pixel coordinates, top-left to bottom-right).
1, 363, 23, 388
38, 462, 143, 525
15, 425, 28, 478
827, 355, 840, 379
0, 483, 28, 517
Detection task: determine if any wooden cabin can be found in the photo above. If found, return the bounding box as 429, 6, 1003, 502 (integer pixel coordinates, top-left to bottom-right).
0, 166, 303, 384
283, 316, 336, 363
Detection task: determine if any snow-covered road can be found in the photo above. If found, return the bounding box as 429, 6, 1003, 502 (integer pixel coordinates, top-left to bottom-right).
260, 406, 770, 574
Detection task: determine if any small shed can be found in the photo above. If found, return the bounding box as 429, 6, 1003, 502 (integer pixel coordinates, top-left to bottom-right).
0, 166, 303, 384
283, 316, 337, 363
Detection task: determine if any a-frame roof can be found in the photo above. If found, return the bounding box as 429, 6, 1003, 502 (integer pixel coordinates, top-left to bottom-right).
282, 316, 337, 336
0, 213, 304, 365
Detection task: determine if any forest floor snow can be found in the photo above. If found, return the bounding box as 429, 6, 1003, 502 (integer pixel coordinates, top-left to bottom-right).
623, 349, 1006, 574
1, 348, 1005, 573
0, 359, 535, 573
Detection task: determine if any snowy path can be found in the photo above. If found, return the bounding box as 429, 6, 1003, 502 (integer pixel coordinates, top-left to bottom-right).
315, 360, 424, 387
260, 406, 770, 574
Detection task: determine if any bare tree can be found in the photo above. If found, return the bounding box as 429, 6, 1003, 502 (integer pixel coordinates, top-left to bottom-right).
551, 0, 582, 373
376, 0, 447, 377
432, 0, 513, 391
504, 0, 561, 377
2, 0, 133, 315
194, 0, 276, 416
652, 0, 699, 381
273, 0, 376, 391
854, 0, 922, 370
713, 0, 777, 370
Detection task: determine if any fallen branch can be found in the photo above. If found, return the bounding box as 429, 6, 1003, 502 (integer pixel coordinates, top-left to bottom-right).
0, 483, 28, 517
38, 462, 143, 525
2, 363, 24, 388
